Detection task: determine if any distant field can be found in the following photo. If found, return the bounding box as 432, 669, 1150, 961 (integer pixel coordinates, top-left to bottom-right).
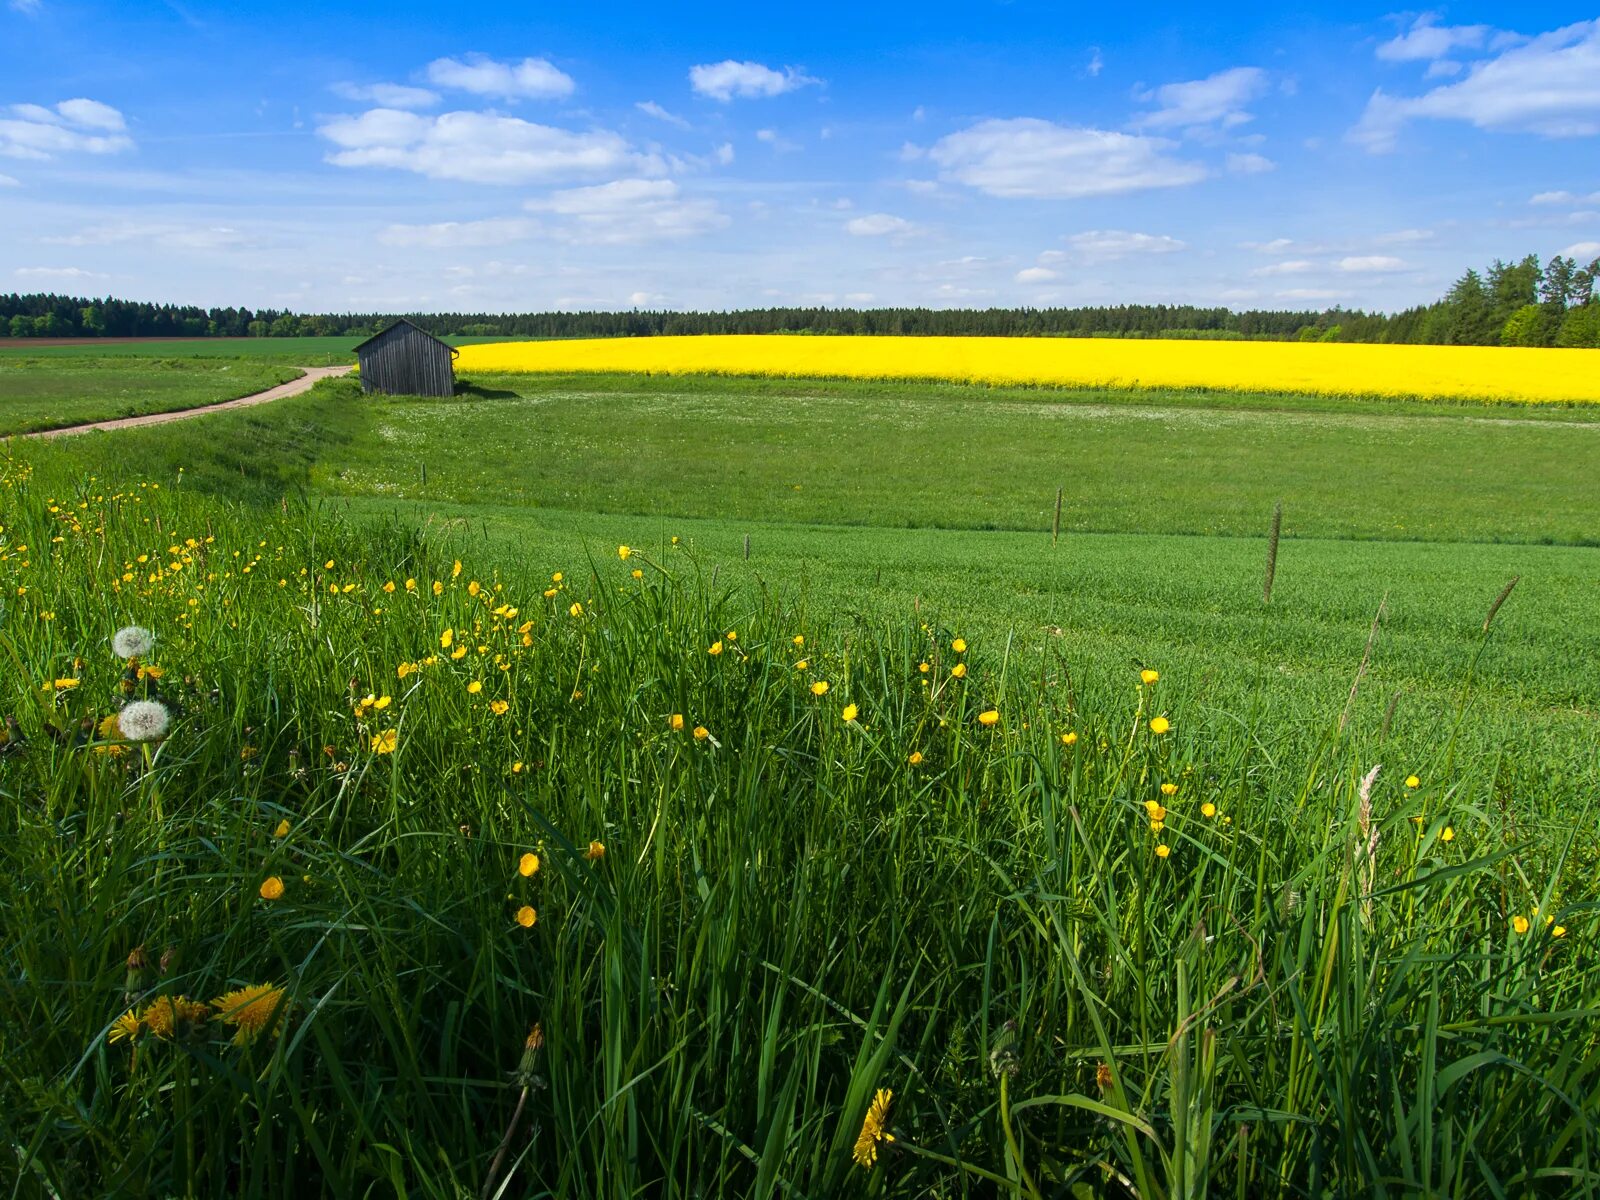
0, 334, 523, 366
325, 373, 1600, 545
0, 356, 299, 436
457, 333, 1600, 404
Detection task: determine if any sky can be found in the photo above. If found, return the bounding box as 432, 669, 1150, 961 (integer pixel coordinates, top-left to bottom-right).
2, 1, 1598, 315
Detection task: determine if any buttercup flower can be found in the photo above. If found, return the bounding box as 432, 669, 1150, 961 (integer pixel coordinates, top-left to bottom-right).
1155, 844, 1171, 859
1149, 717, 1171, 735
1141, 669, 1160, 685
519, 853, 540, 877
1512, 915, 1530, 934
1406, 775, 1420, 789
908, 751, 923, 765
811, 680, 830, 696
618, 545, 631, 560
515, 905, 537, 928
978, 709, 999, 727
259, 876, 285, 901
951, 638, 966, 653
585, 841, 606, 861
669, 713, 685, 731
842, 704, 859, 723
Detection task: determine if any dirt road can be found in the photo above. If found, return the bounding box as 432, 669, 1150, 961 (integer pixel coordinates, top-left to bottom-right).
12, 365, 352, 440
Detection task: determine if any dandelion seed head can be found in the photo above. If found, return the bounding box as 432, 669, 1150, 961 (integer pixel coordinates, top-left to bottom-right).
112, 625, 156, 659
117, 700, 171, 742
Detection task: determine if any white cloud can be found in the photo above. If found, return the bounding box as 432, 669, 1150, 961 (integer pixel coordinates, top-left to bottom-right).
714, 142, 734, 165
1138, 67, 1269, 129
1424, 60, 1464, 79
688, 60, 821, 101
318, 109, 659, 184
0, 99, 133, 160
755, 128, 800, 152
1277, 288, 1348, 300
1226, 151, 1275, 174
1376, 15, 1492, 62
929, 118, 1206, 198
628, 290, 665, 306
14, 266, 109, 281
44, 221, 252, 251
376, 217, 539, 248
10, 0, 42, 14
1351, 20, 1600, 151
1086, 48, 1104, 77
1064, 230, 1186, 260
1015, 266, 1059, 283
426, 55, 575, 101
1561, 241, 1600, 259
636, 100, 689, 129
527, 178, 728, 244
1336, 255, 1408, 272
1374, 228, 1434, 244
332, 81, 440, 109
1244, 237, 1296, 254
845, 213, 915, 237
0, 173, 18, 187
1251, 259, 1317, 276
1532, 189, 1600, 205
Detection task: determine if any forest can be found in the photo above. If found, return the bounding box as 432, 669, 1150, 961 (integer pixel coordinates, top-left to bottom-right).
3, 251, 1597, 347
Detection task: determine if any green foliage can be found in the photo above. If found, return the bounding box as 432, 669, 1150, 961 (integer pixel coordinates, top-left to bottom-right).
1, 459, 1597, 1198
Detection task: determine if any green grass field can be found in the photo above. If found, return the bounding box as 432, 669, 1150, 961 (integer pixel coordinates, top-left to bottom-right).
0, 335, 525, 367
0, 357, 300, 436
3, 355, 1599, 1197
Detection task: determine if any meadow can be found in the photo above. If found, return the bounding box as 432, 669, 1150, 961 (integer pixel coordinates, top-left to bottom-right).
2, 350, 1599, 1198
0, 357, 298, 436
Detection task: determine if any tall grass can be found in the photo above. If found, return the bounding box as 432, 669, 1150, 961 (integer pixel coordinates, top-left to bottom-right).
1, 453, 1596, 1198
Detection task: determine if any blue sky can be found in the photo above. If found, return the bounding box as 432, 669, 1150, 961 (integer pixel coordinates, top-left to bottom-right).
2, 1, 1598, 313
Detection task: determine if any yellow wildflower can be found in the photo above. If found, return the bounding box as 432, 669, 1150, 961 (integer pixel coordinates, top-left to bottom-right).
978, 709, 999, 727
515, 905, 537, 928
467, 681, 483, 695
519, 853, 540, 877
853, 1088, 895, 1169
951, 638, 966, 653
842, 703, 859, 723
908, 751, 923, 765
693, 726, 710, 740
1155, 844, 1171, 859
950, 663, 967, 679
273, 819, 291, 838
489, 699, 509, 715
1149, 717, 1171, 735
1160, 782, 1178, 796
440, 628, 454, 649
371, 729, 398, 754
1440, 826, 1455, 842
618, 545, 631, 559
1512, 915, 1530, 934
108, 1008, 141, 1044
811, 680, 830, 696
1141, 669, 1160, 685
569, 602, 583, 618
1201, 802, 1217, 818
211, 983, 288, 1046
708, 640, 723, 656
1406, 775, 1421, 788
584, 841, 606, 861
1061, 731, 1077, 745
669, 713, 685, 731
259, 876, 285, 901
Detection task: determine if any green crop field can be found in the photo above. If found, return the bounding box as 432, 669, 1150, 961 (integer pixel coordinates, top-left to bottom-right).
0, 335, 530, 367
0, 357, 301, 436
3, 358, 1600, 1198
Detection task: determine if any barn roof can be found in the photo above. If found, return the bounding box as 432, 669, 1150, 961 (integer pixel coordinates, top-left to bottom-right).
353, 318, 459, 358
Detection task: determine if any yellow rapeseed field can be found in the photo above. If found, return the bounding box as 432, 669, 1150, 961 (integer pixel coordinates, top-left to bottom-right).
454, 334, 1600, 403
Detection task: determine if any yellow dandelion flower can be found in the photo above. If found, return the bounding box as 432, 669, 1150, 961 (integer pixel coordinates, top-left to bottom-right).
585, 840, 606, 861
1201, 802, 1217, 818
978, 709, 999, 727
853, 1088, 895, 1170
842, 703, 859, 723
108, 1008, 142, 1044
708, 640, 723, 656
1141, 669, 1160, 685
951, 638, 966, 653
950, 663, 967, 679
1512, 915, 1530, 934
1155, 844, 1171, 859
669, 713, 685, 731
259, 876, 285, 901
515, 905, 537, 928
1149, 716, 1171, 735
211, 983, 288, 1046
811, 680, 830, 696
693, 725, 710, 740
519, 852, 540, 877
371, 729, 398, 754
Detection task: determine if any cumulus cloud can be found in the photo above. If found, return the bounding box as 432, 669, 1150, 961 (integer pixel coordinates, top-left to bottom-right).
526, 179, 728, 244
1251, 259, 1317, 276
1376, 15, 1495, 62
1137, 67, 1270, 129
688, 60, 821, 101
1226, 152, 1275, 174
1015, 266, 1059, 283
376, 217, 539, 248
1336, 255, 1408, 272
318, 109, 660, 184
1064, 230, 1186, 260
332, 81, 440, 109
1351, 20, 1600, 151
845, 213, 915, 237
1561, 240, 1600, 258
0, 98, 133, 160
929, 118, 1205, 199
636, 100, 689, 128
1532, 189, 1600, 205
426, 55, 575, 101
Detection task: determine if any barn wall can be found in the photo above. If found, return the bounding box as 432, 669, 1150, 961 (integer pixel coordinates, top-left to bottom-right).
357, 325, 456, 397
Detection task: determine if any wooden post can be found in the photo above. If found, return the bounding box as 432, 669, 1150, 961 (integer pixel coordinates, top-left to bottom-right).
1052, 486, 1063, 546
743, 533, 750, 560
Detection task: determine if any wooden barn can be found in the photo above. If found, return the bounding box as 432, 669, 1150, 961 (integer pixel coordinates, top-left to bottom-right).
353, 319, 458, 397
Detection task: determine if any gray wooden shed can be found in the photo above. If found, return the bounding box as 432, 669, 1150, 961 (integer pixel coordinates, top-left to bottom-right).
353, 319, 458, 397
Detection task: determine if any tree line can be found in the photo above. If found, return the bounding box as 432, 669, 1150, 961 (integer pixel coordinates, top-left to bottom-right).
3, 250, 1597, 346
